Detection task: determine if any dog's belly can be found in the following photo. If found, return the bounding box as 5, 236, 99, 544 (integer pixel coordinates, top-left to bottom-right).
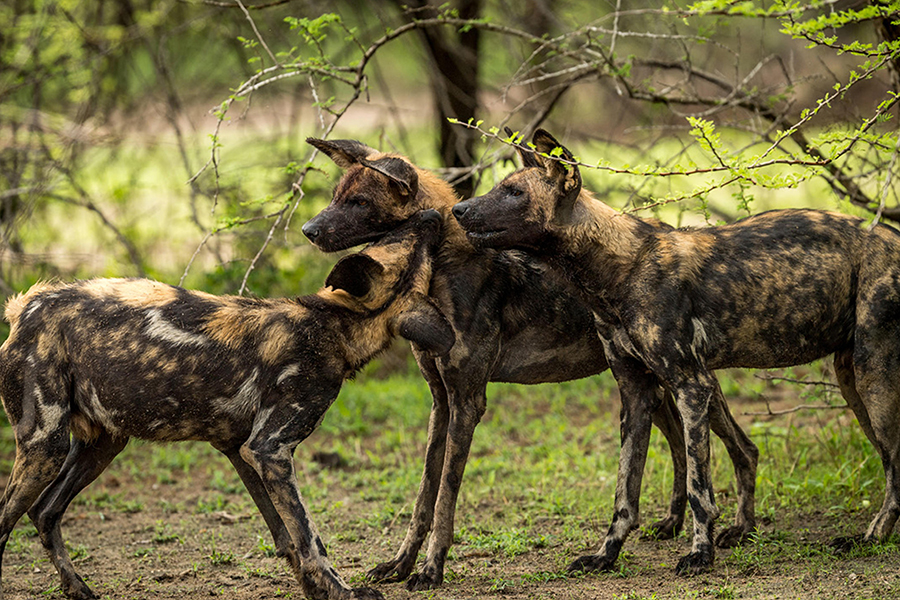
492, 328, 607, 384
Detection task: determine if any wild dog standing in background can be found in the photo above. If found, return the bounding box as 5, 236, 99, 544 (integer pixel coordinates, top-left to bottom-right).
302, 138, 758, 589
454, 128, 900, 575
0, 210, 453, 600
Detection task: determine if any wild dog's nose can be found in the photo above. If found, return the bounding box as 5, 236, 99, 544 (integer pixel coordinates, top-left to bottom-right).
451, 201, 470, 222
301, 219, 320, 242
419, 209, 441, 228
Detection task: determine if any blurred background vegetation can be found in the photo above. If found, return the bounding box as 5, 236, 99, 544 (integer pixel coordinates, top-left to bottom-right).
0, 0, 897, 316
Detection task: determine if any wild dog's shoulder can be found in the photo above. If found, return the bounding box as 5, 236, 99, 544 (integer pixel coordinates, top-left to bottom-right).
635, 226, 716, 281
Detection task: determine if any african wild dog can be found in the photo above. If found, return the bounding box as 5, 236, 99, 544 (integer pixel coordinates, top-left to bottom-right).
453, 128, 900, 575
302, 137, 758, 589
0, 210, 453, 600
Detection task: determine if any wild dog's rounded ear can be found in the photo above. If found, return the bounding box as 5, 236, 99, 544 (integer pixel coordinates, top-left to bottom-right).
306, 138, 375, 169
505, 126, 543, 169
531, 129, 582, 220
360, 156, 419, 200
395, 293, 455, 356
325, 254, 385, 298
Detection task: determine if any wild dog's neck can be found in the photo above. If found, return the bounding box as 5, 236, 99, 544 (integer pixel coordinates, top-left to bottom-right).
413, 168, 470, 256
547, 192, 650, 307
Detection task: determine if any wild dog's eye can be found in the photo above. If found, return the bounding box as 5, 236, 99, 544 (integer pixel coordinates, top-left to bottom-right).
509, 187, 523, 197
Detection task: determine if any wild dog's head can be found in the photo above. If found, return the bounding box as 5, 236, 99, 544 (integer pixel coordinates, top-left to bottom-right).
320, 208, 454, 356
452, 129, 582, 252
303, 138, 427, 252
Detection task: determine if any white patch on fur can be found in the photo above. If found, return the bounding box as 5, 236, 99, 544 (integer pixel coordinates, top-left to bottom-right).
691, 318, 708, 361
29, 389, 65, 444
145, 309, 207, 347
276, 363, 301, 386
23, 300, 42, 320
219, 368, 262, 417
248, 405, 275, 442
83, 383, 121, 436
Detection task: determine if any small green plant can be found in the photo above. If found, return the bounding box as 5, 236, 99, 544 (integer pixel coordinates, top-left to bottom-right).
195, 495, 228, 514
6, 523, 38, 555
208, 549, 235, 566
131, 547, 154, 559
67, 543, 91, 562
489, 577, 515, 592
256, 535, 277, 558
151, 522, 183, 545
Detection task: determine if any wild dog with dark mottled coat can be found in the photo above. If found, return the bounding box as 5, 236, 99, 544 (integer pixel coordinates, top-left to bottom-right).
0, 210, 453, 600
453, 128, 900, 575
302, 138, 758, 589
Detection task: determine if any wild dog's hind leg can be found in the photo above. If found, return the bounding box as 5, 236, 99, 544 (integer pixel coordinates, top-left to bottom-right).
569, 355, 658, 573
844, 293, 900, 548
0, 377, 71, 597
709, 396, 758, 548
368, 354, 449, 584
830, 348, 879, 551
28, 432, 128, 600
644, 392, 687, 540
645, 391, 758, 548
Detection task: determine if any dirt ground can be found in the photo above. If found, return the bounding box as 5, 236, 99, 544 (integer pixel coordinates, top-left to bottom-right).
2, 435, 898, 600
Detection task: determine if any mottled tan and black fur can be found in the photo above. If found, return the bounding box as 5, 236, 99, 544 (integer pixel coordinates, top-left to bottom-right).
0, 210, 453, 600
302, 138, 756, 590
454, 128, 900, 576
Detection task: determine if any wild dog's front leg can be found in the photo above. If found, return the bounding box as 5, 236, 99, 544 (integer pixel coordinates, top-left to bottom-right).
569, 356, 659, 573
219, 446, 294, 559
368, 356, 449, 584
403, 340, 496, 591
405, 385, 487, 591
672, 370, 722, 575
242, 402, 382, 600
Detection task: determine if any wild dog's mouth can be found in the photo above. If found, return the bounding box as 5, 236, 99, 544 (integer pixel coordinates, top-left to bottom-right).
466, 228, 506, 239
309, 228, 395, 252
464, 228, 509, 246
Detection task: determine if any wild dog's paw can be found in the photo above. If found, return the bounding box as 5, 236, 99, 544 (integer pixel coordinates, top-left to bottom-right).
829, 535, 864, 555
405, 566, 443, 591
715, 525, 753, 548
350, 587, 385, 600
366, 556, 415, 583
567, 554, 617, 574
675, 549, 714, 576
641, 515, 684, 541
63, 577, 98, 600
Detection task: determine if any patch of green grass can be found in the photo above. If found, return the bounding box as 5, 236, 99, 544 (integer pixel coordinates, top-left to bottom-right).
131, 547, 154, 559
256, 535, 277, 558
7, 521, 38, 555
73, 491, 144, 514
66, 543, 91, 562
488, 576, 515, 592
151, 522, 183, 545
208, 549, 235, 566
195, 494, 228, 514
457, 526, 549, 558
